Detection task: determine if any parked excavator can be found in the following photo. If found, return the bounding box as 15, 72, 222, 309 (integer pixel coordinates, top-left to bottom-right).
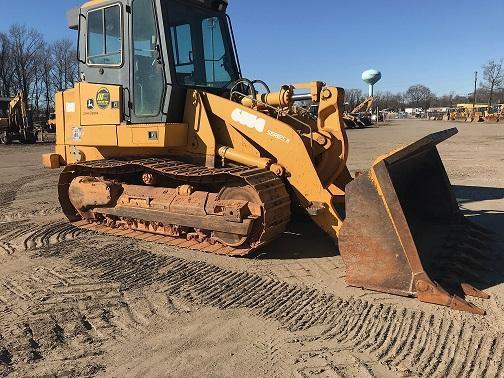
0, 90, 37, 144
343, 96, 374, 128
43, 0, 491, 314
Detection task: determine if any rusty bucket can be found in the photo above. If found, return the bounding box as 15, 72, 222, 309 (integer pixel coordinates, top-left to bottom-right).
339, 128, 491, 314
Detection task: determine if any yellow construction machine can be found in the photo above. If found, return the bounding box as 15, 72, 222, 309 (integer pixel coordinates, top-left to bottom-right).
483, 104, 503, 123
0, 90, 37, 144
343, 96, 374, 128
447, 107, 468, 122
43, 0, 491, 314
449, 104, 488, 123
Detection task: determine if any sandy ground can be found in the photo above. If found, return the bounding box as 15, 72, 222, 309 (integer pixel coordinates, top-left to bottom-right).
0, 120, 503, 377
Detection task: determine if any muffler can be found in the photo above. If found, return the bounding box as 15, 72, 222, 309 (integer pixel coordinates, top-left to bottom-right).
339, 128, 491, 314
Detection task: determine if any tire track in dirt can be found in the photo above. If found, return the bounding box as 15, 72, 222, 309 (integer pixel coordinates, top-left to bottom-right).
0, 221, 92, 256
247, 329, 292, 378
0, 174, 49, 207
295, 352, 377, 378
0, 216, 500, 376
0, 264, 147, 377
35, 239, 503, 378
22, 221, 91, 250
0, 206, 62, 223
0, 221, 37, 257
0, 220, 34, 236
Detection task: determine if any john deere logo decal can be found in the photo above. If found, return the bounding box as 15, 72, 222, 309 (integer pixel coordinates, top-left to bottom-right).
96, 88, 111, 109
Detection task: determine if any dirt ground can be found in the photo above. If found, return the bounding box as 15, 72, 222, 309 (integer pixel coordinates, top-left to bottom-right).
0, 120, 503, 377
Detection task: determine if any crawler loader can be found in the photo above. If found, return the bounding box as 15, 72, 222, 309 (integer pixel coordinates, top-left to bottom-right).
43, 0, 491, 314
0, 91, 37, 144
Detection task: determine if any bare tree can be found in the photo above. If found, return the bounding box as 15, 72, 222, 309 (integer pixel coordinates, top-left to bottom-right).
31, 51, 46, 115
405, 84, 433, 109
0, 24, 79, 120
344, 89, 364, 111
0, 32, 15, 96
8, 24, 45, 97
482, 60, 504, 106
51, 39, 78, 91
374, 91, 404, 110
40, 45, 54, 118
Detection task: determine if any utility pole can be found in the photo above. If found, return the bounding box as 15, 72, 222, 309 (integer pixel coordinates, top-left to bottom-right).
473, 71, 478, 108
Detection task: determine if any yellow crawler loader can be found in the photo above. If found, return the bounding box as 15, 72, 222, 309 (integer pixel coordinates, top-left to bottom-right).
43, 0, 491, 314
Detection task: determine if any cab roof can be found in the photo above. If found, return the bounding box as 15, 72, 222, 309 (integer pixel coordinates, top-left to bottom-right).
68, 0, 229, 30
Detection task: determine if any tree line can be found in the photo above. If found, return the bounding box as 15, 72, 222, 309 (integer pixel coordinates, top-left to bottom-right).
346, 59, 504, 111
1, 23, 503, 118
0, 24, 78, 120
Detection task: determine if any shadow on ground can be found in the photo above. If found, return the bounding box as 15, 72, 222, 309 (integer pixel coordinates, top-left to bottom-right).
453, 185, 504, 235
254, 215, 337, 260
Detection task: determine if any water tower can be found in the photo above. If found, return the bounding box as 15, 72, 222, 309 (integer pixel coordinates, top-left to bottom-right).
362, 69, 382, 97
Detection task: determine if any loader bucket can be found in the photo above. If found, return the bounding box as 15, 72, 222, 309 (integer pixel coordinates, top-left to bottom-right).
339, 128, 490, 314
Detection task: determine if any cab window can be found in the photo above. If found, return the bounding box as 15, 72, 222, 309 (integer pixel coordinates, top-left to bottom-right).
202, 17, 232, 84
87, 5, 122, 66
132, 0, 164, 116
162, 0, 238, 89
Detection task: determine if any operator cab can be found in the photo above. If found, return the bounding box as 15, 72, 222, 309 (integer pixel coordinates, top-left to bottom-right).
70, 0, 240, 124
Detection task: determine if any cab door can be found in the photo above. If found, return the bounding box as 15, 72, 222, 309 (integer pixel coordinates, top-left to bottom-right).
128, 0, 166, 124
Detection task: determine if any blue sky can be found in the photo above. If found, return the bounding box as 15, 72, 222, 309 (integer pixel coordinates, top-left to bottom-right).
1, 0, 503, 96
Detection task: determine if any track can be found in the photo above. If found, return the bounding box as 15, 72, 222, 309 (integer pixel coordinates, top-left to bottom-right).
59, 157, 291, 256
0, 221, 91, 257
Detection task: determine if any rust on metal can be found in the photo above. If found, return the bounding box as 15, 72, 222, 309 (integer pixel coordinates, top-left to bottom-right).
59, 157, 291, 256
339, 129, 491, 315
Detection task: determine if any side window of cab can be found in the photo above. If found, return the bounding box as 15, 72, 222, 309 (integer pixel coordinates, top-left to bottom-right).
87, 4, 122, 66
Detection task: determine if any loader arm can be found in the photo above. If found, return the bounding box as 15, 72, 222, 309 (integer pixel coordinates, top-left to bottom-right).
0, 90, 35, 144
8, 91, 29, 131
351, 96, 373, 114
195, 84, 352, 238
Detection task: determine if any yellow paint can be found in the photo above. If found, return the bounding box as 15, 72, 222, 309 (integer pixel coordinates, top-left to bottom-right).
81, 0, 109, 8
201, 87, 350, 236
456, 103, 489, 109
45, 78, 357, 239
42, 154, 61, 169
117, 124, 188, 147
55, 92, 65, 146
66, 125, 118, 146
183, 91, 217, 167
79, 83, 122, 126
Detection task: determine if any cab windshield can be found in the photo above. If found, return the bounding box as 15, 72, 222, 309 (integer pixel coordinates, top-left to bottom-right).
161, 0, 239, 89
